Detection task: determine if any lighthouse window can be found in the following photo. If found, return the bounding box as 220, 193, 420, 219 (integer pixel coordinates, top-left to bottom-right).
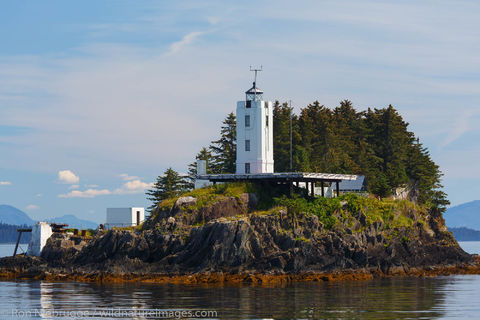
245, 163, 250, 174
246, 101, 251, 108
245, 140, 250, 151
266, 115, 269, 127
245, 115, 250, 127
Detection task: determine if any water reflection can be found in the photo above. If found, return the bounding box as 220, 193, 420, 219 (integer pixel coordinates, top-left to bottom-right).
3, 276, 479, 319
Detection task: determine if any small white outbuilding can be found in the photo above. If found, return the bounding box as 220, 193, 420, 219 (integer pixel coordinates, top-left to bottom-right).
27, 222, 53, 256
106, 207, 145, 229
194, 160, 212, 189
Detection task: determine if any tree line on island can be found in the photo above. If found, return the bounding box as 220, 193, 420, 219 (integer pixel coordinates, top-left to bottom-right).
147, 100, 448, 212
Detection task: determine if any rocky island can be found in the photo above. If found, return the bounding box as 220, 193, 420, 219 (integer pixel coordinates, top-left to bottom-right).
1, 183, 479, 284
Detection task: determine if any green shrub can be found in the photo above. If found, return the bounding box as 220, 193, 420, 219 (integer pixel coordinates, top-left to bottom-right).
273, 195, 340, 230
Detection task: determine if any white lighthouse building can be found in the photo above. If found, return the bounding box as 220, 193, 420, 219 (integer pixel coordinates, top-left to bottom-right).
236, 80, 274, 174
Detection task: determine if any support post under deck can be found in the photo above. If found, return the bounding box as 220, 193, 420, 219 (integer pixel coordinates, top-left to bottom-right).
13, 231, 22, 257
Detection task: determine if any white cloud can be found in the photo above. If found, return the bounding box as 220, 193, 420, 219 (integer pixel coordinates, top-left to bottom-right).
58, 188, 111, 198
26, 204, 39, 210
0, 181, 11, 185
58, 170, 80, 184
85, 184, 98, 188
167, 31, 205, 55
114, 179, 153, 195
206, 16, 220, 25
119, 173, 139, 181
69, 184, 80, 189
440, 111, 472, 148
57, 176, 152, 198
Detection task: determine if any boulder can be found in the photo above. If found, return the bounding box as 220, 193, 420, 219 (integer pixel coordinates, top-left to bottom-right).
175, 196, 197, 208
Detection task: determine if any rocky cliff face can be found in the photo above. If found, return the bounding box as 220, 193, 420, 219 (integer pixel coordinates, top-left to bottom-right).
0, 193, 475, 281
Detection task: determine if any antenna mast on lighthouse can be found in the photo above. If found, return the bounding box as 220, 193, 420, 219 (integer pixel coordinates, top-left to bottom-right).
249, 65, 262, 100
249, 65, 263, 84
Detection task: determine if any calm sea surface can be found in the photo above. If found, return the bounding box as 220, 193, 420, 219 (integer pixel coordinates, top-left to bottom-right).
0, 242, 478, 319
0, 243, 27, 258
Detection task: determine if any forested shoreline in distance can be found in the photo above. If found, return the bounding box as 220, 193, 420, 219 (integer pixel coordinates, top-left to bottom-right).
0, 223, 31, 243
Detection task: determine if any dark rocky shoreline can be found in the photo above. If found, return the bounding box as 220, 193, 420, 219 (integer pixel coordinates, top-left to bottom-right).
1, 194, 478, 284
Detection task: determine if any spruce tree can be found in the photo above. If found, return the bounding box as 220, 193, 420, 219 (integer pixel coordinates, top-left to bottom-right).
298, 101, 336, 172
365, 106, 410, 195
146, 168, 187, 212
331, 100, 363, 173
406, 138, 449, 210
210, 112, 236, 173
273, 101, 297, 172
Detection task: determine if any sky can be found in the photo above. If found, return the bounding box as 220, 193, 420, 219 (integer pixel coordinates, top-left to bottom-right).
0, 1, 479, 223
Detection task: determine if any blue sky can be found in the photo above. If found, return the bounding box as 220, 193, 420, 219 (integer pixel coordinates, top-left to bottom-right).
1, 1, 479, 223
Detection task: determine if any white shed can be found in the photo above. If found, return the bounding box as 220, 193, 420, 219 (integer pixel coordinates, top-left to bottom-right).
27, 222, 53, 256
106, 207, 145, 229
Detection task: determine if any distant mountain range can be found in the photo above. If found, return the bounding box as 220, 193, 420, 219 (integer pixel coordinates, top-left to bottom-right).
47, 214, 98, 229
444, 200, 480, 230
0, 205, 98, 229
449, 227, 480, 241
0, 205, 35, 225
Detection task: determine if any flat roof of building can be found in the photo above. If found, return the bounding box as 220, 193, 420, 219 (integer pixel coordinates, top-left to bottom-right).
197, 172, 358, 183
338, 175, 366, 190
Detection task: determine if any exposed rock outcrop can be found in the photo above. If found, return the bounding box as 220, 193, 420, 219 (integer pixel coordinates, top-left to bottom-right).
0, 193, 477, 283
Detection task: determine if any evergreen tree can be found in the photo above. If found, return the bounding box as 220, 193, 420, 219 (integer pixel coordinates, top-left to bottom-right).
210, 112, 236, 173
273, 101, 297, 172
298, 101, 337, 172
364, 106, 411, 196
331, 100, 363, 173
146, 168, 187, 212
406, 138, 449, 210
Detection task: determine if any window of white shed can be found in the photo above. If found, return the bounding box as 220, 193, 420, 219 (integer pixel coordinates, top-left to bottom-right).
245, 115, 250, 127
245, 140, 250, 151
245, 163, 250, 174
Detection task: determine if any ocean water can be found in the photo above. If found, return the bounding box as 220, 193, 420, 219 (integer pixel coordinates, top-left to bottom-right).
457, 241, 480, 254
0, 243, 28, 258
0, 242, 478, 319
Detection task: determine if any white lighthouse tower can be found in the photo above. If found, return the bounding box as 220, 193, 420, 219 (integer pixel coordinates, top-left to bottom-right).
236, 68, 274, 174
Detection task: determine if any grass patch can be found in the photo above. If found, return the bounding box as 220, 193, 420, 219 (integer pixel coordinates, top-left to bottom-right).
274, 195, 339, 230
274, 193, 423, 231
295, 236, 310, 242
152, 183, 425, 234
154, 182, 251, 215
